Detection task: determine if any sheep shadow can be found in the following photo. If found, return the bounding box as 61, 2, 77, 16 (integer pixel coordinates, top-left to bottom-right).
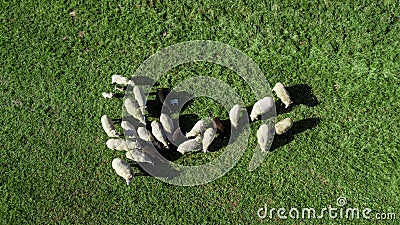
276, 84, 319, 114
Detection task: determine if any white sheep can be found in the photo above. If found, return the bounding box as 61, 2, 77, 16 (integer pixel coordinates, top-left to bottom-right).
177, 136, 202, 154
101, 115, 119, 137
202, 127, 216, 153
257, 124, 271, 152
229, 104, 241, 129
186, 119, 205, 138
106, 138, 141, 151
250, 97, 274, 121
151, 121, 169, 149
112, 158, 134, 185
273, 82, 292, 108
120, 121, 139, 140
137, 127, 156, 143
160, 113, 174, 135
126, 149, 154, 166
111, 74, 130, 85
124, 98, 146, 125
275, 118, 293, 135
133, 86, 146, 114
102, 92, 114, 99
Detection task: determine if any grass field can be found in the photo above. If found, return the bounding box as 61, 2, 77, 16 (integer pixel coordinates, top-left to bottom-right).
1, 0, 399, 224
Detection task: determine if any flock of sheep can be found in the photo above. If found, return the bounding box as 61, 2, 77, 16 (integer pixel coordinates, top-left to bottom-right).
102, 75, 294, 185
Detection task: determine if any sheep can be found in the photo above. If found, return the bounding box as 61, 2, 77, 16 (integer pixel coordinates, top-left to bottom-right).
185, 119, 205, 138
202, 127, 216, 153
137, 127, 161, 149
151, 121, 169, 149
177, 136, 202, 154
275, 118, 293, 135
102, 92, 114, 99
121, 121, 139, 140
160, 113, 174, 135
126, 149, 154, 166
101, 115, 119, 138
112, 158, 134, 185
257, 124, 271, 152
229, 104, 241, 129
133, 86, 146, 114
250, 97, 274, 121
111, 74, 130, 85
273, 82, 292, 108
124, 97, 146, 125
106, 138, 141, 151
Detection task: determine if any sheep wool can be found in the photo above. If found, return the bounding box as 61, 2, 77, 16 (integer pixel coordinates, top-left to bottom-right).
257, 124, 271, 152
106, 138, 140, 151
126, 149, 154, 166
177, 136, 202, 154
186, 120, 205, 138
102, 92, 114, 99
101, 115, 119, 138
133, 86, 147, 113
160, 113, 174, 134
275, 118, 293, 135
137, 127, 155, 143
202, 127, 216, 153
151, 121, 169, 149
111, 74, 130, 85
229, 104, 241, 128
273, 82, 292, 108
121, 121, 139, 140
250, 97, 274, 121
124, 98, 146, 125
112, 158, 134, 185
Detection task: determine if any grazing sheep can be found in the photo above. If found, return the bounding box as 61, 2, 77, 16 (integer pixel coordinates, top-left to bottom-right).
111, 74, 130, 85
112, 158, 134, 185
275, 118, 293, 135
126, 149, 154, 165
121, 121, 139, 140
186, 120, 205, 138
273, 82, 292, 108
137, 127, 154, 142
151, 121, 169, 149
101, 115, 119, 138
160, 113, 174, 134
257, 124, 271, 152
133, 86, 146, 113
250, 97, 274, 121
124, 98, 146, 125
177, 136, 202, 154
202, 127, 216, 153
102, 92, 114, 99
106, 138, 141, 151
229, 104, 241, 129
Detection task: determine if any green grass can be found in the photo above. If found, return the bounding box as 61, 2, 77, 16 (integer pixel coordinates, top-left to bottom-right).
1, 0, 399, 224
